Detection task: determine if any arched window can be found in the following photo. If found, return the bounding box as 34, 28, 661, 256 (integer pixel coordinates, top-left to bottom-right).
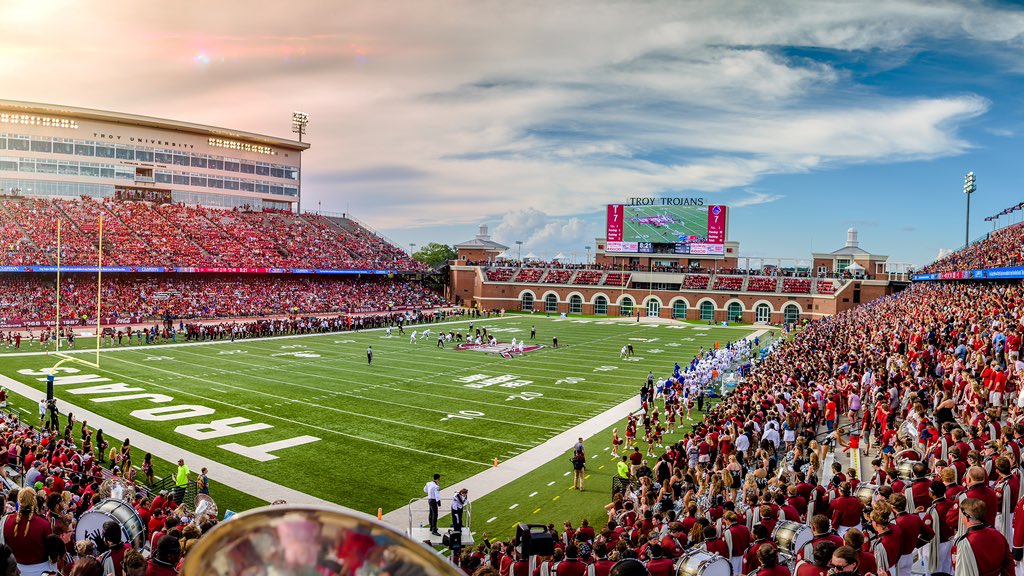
699, 301, 715, 321
727, 302, 743, 322
545, 294, 558, 313
755, 303, 771, 323
672, 300, 687, 320
594, 296, 608, 315
521, 293, 534, 312
620, 297, 634, 317
784, 304, 800, 325
569, 295, 583, 314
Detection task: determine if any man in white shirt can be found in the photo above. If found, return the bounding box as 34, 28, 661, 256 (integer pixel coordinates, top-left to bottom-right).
735, 431, 750, 465
423, 473, 441, 536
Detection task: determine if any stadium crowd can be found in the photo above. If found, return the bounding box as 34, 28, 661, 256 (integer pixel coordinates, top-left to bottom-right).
0, 276, 445, 325
458, 278, 1024, 576
0, 196, 427, 271
0, 406, 214, 576
921, 222, 1024, 274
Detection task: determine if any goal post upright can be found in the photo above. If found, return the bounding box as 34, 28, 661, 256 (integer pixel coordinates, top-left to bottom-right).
95, 212, 103, 368
49, 214, 102, 372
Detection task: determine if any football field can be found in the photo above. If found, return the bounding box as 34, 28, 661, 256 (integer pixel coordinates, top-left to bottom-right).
0, 315, 755, 517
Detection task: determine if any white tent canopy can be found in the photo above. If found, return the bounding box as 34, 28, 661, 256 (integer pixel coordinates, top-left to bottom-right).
524, 252, 539, 261
846, 262, 865, 271
553, 253, 566, 260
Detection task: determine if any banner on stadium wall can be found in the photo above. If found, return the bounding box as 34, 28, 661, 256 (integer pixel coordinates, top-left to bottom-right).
912, 265, 1024, 281
0, 266, 398, 275
0, 316, 145, 329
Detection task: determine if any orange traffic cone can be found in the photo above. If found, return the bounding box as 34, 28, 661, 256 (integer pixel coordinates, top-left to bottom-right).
377, 507, 383, 520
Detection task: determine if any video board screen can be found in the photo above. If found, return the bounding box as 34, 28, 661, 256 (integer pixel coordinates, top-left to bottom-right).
606, 204, 727, 254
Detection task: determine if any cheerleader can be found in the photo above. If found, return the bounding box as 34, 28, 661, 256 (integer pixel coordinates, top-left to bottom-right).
611, 428, 623, 457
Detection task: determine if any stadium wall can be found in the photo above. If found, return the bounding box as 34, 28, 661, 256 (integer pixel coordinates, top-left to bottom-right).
450, 265, 896, 323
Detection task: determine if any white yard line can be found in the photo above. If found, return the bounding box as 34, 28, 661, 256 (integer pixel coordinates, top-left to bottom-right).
0, 373, 351, 511
381, 393, 641, 526
157, 347, 583, 427
106, 354, 524, 448
73, 360, 492, 467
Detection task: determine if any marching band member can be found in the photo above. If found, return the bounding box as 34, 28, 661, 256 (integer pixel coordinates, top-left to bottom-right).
952, 498, 1014, 576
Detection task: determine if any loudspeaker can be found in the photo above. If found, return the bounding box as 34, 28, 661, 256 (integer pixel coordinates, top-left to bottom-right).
515, 523, 554, 557
443, 529, 462, 550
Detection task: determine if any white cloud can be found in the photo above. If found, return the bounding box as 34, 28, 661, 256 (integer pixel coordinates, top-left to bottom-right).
936, 248, 956, 260
732, 192, 786, 208
0, 0, 1020, 234
491, 208, 601, 255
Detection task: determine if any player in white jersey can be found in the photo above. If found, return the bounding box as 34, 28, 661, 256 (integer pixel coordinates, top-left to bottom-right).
410, 330, 418, 343
386, 327, 393, 337
620, 345, 628, 359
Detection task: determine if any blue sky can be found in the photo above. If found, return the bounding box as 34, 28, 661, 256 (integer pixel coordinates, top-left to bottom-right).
4, 0, 1024, 266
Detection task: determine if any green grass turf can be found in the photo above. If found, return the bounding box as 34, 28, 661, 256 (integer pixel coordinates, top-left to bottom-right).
458, 399, 723, 543
0, 316, 756, 518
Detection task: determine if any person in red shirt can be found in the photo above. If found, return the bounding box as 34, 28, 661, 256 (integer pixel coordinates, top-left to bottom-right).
702, 525, 729, 558
742, 525, 776, 574
867, 509, 902, 576
642, 544, 673, 576
890, 493, 932, 576
841, 529, 877, 576
796, 541, 837, 576
146, 535, 181, 576
3, 488, 53, 575
952, 498, 1014, 576
924, 481, 955, 576
554, 545, 587, 576
755, 544, 791, 576
723, 511, 750, 575
830, 483, 864, 536
825, 400, 837, 433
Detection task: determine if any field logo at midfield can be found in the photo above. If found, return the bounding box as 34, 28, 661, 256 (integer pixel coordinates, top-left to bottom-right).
455, 342, 543, 359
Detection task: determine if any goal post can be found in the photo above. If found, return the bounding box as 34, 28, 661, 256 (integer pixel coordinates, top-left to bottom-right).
49, 213, 103, 371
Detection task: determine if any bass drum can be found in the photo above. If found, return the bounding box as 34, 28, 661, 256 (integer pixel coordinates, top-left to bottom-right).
855, 483, 880, 507
771, 520, 811, 562
675, 549, 732, 576
75, 498, 146, 551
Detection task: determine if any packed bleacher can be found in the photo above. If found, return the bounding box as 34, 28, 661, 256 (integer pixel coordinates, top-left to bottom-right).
543, 269, 573, 284
486, 268, 516, 282
574, 271, 604, 285
920, 221, 1024, 274
712, 276, 743, 291
481, 264, 840, 294
604, 273, 630, 287
0, 196, 427, 271
515, 269, 544, 283
781, 278, 811, 294
461, 277, 1024, 576
0, 275, 445, 324
746, 276, 777, 292
682, 275, 711, 290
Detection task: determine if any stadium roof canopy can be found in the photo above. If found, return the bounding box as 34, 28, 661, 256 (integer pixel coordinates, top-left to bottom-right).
0, 99, 310, 151
455, 224, 509, 252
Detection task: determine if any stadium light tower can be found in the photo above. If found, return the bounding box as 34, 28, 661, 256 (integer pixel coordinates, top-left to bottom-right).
964, 171, 976, 247
515, 240, 523, 262
585, 245, 591, 264
291, 111, 309, 143
409, 242, 416, 256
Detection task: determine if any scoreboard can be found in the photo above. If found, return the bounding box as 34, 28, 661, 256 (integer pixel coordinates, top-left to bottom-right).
606, 204, 727, 255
